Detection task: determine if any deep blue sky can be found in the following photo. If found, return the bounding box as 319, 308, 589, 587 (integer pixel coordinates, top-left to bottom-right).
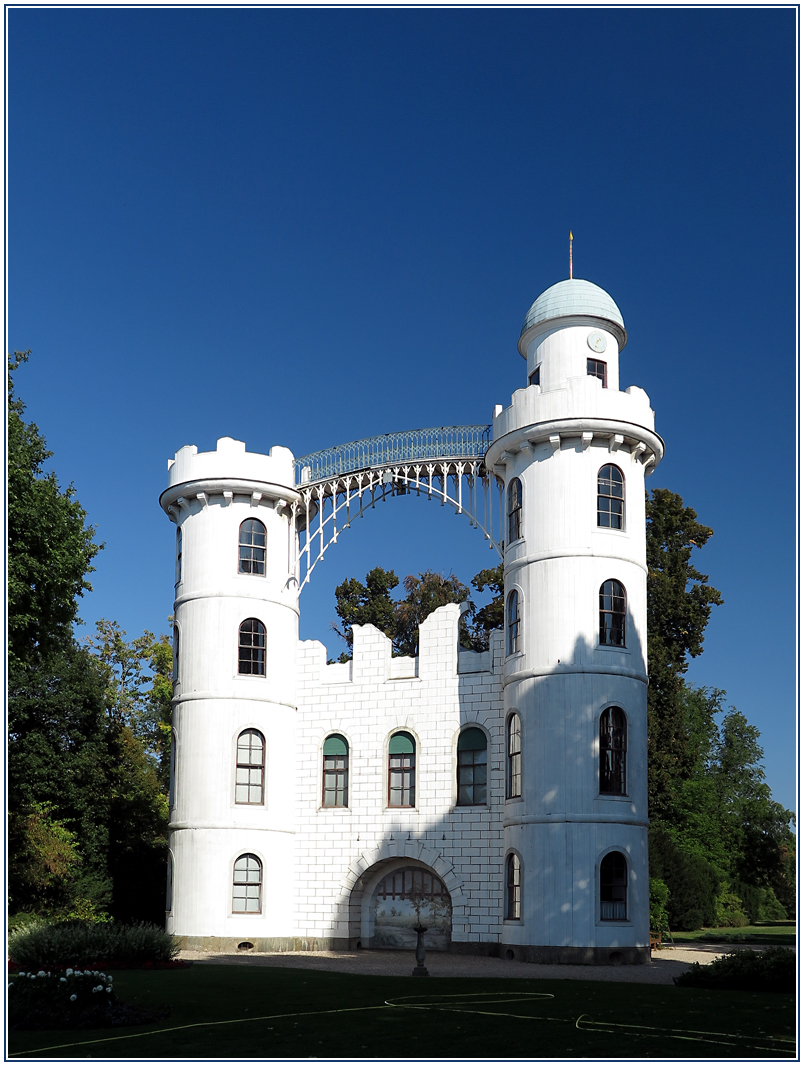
9, 8, 796, 810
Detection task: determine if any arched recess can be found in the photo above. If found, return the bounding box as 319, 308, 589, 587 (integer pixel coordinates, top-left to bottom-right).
342, 842, 466, 952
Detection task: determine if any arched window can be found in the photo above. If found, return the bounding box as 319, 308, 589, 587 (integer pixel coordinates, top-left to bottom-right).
507, 590, 521, 655
239, 518, 266, 575
599, 580, 626, 646
506, 853, 522, 920
388, 731, 416, 808
232, 854, 262, 914
175, 526, 183, 585
322, 734, 349, 807
172, 625, 180, 682
236, 729, 265, 804
238, 618, 266, 675
597, 465, 624, 529
506, 713, 522, 799
507, 478, 523, 544
599, 707, 627, 796
457, 727, 487, 806
600, 852, 627, 921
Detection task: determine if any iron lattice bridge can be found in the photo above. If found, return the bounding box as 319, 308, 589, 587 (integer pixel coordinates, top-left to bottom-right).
292, 425, 503, 589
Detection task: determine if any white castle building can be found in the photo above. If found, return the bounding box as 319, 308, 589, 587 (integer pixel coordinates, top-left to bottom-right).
160, 276, 664, 964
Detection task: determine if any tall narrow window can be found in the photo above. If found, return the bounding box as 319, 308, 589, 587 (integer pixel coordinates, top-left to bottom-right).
239, 518, 266, 575
528, 366, 540, 387
600, 852, 627, 921
457, 727, 487, 806
169, 729, 177, 808
506, 853, 522, 920
587, 358, 607, 386
597, 465, 624, 529
236, 729, 265, 804
172, 626, 180, 682
232, 854, 262, 914
238, 618, 266, 675
507, 713, 522, 799
166, 852, 174, 913
388, 731, 416, 808
322, 734, 349, 807
507, 590, 521, 655
599, 708, 627, 796
175, 527, 183, 584
507, 478, 523, 544
599, 581, 626, 646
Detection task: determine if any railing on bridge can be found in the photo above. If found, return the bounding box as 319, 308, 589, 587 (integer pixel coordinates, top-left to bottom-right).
291, 425, 502, 590
295, 425, 493, 485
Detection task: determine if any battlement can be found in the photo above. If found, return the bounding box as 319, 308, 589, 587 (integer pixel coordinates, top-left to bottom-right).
493, 375, 656, 443
166, 436, 296, 490
298, 603, 503, 689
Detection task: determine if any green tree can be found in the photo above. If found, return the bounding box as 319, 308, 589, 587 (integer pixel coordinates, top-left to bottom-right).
645, 488, 723, 822
8, 352, 102, 670
331, 567, 400, 658
395, 571, 472, 656
468, 563, 504, 649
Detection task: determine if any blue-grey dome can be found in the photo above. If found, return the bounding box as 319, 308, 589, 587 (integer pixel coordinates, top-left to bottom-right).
518, 278, 626, 354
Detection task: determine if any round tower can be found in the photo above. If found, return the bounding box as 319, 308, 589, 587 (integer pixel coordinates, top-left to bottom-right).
159, 436, 300, 950
486, 278, 664, 964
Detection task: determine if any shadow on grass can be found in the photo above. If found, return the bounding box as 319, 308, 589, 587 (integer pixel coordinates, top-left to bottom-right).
7, 965, 796, 1060
671, 925, 796, 946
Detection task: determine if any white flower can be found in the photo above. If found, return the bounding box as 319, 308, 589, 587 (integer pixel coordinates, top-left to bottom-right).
8, 983, 13, 988
70, 994, 77, 1002
60, 977, 67, 983
66, 968, 73, 976
105, 986, 112, 993
37, 970, 46, 977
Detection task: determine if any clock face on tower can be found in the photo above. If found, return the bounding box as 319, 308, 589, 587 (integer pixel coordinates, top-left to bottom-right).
587, 331, 607, 354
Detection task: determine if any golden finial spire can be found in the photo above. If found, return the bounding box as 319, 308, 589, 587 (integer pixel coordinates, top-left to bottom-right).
569, 231, 574, 279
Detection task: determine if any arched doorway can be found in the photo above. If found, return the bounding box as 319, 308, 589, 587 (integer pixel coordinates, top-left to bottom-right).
370, 865, 452, 951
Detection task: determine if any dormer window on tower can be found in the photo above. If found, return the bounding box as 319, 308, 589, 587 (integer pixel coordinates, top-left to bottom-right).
587, 359, 607, 387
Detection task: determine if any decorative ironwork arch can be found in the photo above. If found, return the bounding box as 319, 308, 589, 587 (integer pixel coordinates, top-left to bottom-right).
292, 426, 503, 590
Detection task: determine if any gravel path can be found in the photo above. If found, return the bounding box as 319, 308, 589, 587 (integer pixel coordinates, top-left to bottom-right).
177, 943, 759, 986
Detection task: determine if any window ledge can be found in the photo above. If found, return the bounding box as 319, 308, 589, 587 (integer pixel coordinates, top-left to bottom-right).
596, 645, 629, 654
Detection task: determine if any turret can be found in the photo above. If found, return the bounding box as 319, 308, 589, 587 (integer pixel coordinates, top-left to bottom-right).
159, 436, 301, 950
486, 278, 663, 964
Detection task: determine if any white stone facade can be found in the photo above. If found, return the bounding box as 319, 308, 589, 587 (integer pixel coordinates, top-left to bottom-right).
160, 277, 663, 964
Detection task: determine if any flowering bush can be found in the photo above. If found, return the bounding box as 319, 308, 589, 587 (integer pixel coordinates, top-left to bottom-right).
8, 921, 179, 970
8, 967, 170, 1030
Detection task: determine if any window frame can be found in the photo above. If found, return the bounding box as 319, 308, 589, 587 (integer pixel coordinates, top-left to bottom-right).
456, 726, 488, 807
597, 464, 624, 530
505, 852, 522, 921
598, 580, 626, 648
172, 625, 180, 682
235, 728, 266, 805
238, 518, 267, 576
387, 731, 416, 809
169, 728, 178, 809
528, 365, 540, 388
506, 712, 522, 800
322, 734, 349, 808
232, 853, 263, 915
507, 478, 523, 545
599, 851, 628, 922
587, 358, 608, 387
599, 707, 627, 797
506, 589, 522, 656
175, 526, 183, 585
238, 618, 267, 676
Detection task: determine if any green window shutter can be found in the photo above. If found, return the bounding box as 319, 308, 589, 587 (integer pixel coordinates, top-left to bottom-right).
388, 731, 415, 755
458, 727, 486, 752
323, 734, 348, 756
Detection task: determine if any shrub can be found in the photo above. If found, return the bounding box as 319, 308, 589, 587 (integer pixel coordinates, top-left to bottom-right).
756, 887, 788, 923
8, 967, 169, 1030
673, 947, 795, 993
649, 829, 719, 929
8, 921, 180, 970
649, 878, 670, 932
714, 883, 748, 928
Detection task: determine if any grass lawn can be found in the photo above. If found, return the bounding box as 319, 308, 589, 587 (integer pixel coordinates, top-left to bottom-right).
8, 965, 796, 1059
669, 925, 796, 946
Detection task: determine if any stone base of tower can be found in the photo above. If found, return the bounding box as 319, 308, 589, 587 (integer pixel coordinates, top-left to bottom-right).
447, 941, 649, 965
176, 935, 354, 954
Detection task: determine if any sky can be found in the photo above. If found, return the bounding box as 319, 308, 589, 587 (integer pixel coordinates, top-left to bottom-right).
8, 7, 797, 812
